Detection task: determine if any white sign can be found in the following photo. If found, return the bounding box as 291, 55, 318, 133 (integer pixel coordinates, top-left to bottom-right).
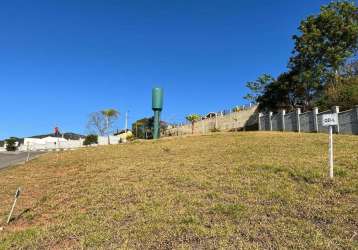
322, 113, 338, 127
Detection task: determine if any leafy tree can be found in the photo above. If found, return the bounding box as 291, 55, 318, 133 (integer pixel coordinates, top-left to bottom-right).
132, 117, 168, 139
132, 118, 152, 139
244, 74, 275, 104
83, 134, 98, 145
186, 114, 201, 134
252, 1, 358, 112
87, 109, 119, 136
5, 137, 18, 151
101, 109, 119, 135
316, 76, 358, 111
289, 0, 358, 108
257, 76, 291, 112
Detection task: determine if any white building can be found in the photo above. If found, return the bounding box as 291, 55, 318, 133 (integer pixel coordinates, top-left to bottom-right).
19, 136, 83, 151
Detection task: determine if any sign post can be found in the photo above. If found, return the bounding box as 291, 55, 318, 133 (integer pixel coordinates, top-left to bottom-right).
7, 187, 21, 224
26, 142, 30, 162
322, 113, 338, 179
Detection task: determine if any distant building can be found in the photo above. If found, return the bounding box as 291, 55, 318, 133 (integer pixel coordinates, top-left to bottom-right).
19, 136, 83, 151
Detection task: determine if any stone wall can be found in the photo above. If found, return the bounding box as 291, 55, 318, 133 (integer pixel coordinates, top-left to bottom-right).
164, 105, 258, 136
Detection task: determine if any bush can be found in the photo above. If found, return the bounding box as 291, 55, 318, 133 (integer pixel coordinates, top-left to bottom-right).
83, 135, 98, 146
126, 133, 134, 141
5, 137, 17, 151
316, 76, 358, 111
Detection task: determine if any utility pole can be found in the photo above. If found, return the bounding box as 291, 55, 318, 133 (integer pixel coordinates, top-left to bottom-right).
125, 111, 128, 131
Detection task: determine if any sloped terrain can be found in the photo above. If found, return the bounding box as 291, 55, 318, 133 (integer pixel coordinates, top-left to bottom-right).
0, 132, 357, 249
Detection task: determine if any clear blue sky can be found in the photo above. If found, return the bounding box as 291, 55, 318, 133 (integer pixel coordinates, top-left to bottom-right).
1, 0, 333, 139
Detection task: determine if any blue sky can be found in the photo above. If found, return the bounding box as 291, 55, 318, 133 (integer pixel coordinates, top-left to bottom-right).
0, 0, 334, 139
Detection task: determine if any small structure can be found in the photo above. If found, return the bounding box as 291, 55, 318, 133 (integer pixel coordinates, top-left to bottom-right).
152, 88, 164, 139
19, 136, 83, 151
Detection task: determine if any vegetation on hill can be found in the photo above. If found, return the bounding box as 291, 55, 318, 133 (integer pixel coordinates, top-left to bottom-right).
132, 117, 168, 139
0, 132, 357, 249
185, 114, 202, 134
87, 108, 120, 136
245, 1, 358, 112
83, 134, 98, 146
5, 137, 18, 151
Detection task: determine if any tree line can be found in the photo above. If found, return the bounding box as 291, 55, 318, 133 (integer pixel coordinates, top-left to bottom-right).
244, 1, 358, 112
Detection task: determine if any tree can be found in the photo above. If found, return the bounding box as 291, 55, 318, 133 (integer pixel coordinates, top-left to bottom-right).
289, 0, 358, 106
244, 74, 275, 104
132, 117, 168, 139
87, 109, 119, 136
253, 1, 358, 112
87, 112, 106, 136
101, 109, 119, 135
316, 76, 358, 111
185, 114, 201, 134
132, 118, 152, 139
5, 137, 18, 151
83, 134, 98, 145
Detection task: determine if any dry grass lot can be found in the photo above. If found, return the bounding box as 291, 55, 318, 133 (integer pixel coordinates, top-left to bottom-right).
0, 132, 357, 249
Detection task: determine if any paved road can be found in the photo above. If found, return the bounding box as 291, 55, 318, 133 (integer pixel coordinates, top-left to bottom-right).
0, 151, 45, 170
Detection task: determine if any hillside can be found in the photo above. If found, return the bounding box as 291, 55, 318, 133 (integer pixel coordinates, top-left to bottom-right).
0, 132, 357, 249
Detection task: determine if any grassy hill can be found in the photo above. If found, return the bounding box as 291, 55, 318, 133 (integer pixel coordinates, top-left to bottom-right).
0, 132, 357, 249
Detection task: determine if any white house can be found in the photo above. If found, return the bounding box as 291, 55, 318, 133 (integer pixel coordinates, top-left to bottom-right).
19, 136, 83, 151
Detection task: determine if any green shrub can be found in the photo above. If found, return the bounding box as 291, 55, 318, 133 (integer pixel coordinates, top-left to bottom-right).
83, 135, 98, 146
316, 76, 358, 111
126, 133, 134, 141
5, 137, 17, 151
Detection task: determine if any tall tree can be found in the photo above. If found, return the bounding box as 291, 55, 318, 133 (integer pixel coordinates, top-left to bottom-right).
101, 109, 119, 135
185, 114, 201, 134
87, 109, 119, 136
289, 0, 358, 108
244, 74, 275, 104
258, 71, 304, 111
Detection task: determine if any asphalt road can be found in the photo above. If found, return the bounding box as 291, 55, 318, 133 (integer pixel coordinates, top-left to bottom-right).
0, 151, 45, 170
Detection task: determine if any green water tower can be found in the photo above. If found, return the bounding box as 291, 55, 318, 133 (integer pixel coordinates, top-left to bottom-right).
152, 87, 163, 139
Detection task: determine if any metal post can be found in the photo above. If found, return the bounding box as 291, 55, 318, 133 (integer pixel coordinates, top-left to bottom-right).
313, 107, 319, 132
215, 114, 218, 129
329, 125, 334, 178
7, 188, 21, 224
281, 110, 286, 131
152, 88, 163, 139
26, 142, 30, 162
332, 106, 340, 134
153, 110, 160, 139
258, 113, 263, 131
296, 108, 301, 132
125, 111, 128, 131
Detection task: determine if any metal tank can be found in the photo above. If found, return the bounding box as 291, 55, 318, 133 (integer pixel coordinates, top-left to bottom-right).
152, 88, 163, 139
